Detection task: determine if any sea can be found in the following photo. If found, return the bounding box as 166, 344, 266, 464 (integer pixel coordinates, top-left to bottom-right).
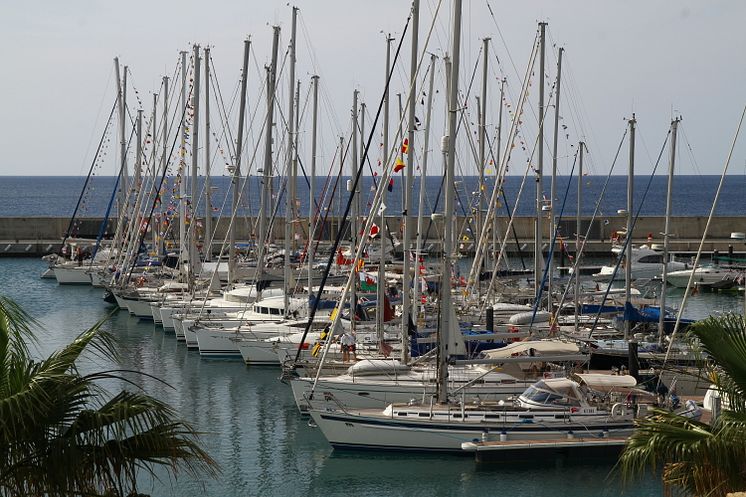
1, 175, 744, 496
2, 174, 746, 218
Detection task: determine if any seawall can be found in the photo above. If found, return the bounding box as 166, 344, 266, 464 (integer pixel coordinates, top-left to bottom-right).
1, 215, 744, 257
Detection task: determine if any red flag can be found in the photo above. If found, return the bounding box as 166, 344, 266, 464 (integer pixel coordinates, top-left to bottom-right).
370, 223, 380, 237
379, 340, 393, 357
388, 178, 394, 192
401, 138, 409, 154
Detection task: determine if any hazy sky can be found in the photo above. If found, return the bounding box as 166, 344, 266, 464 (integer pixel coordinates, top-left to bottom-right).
1, 0, 745, 177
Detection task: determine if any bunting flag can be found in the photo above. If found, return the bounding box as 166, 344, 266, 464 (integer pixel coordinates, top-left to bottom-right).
393, 156, 405, 173
400, 137, 409, 154
355, 259, 365, 272
370, 223, 380, 237
377, 202, 387, 215
379, 340, 393, 358
388, 178, 394, 192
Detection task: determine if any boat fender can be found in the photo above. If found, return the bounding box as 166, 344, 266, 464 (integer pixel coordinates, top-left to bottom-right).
611, 403, 625, 417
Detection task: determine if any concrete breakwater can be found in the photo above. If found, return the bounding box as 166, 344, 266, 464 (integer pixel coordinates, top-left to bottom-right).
1, 215, 745, 257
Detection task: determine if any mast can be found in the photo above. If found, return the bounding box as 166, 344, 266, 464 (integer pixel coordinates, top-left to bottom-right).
135, 110, 142, 213
230, 38, 251, 284
284, 7, 298, 318
308, 75, 319, 311
150, 93, 158, 252
625, 114, 636, 340
190, 44, 201, 285
493, 77, 506, 274
535, 22, 547, 305
413, 53, 437, 323
575, 141, 584, 332
204, 47, 212, 262
377, 35, 393, 343
179, 50, 188, 281
114, 58, 128, 216
159, 76, 168, 257
477, 37, 489, 287
548, 46, 563, 314
438, 0, 462, 404
257, 27, 280, 296
350, 90, 359, 329
401, 0, 419, 362
658, 118, 679, 344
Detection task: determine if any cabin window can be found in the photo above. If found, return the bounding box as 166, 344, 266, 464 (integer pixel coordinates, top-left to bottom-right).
270, 308, 280, 315
418, 412, 430, 417
397, 412, 408, 417
453, 413, 462, 418
638, 254, 663, 264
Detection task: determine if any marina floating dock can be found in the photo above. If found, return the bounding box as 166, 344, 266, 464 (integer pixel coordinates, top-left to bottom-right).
461, 437, 627, 463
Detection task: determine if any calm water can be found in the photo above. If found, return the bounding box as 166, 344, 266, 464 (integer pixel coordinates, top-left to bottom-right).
5, 257, 743, 496
2, 174, 746, 218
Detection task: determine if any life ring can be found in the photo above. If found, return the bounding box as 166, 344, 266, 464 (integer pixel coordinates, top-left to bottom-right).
611, 403, 625, 417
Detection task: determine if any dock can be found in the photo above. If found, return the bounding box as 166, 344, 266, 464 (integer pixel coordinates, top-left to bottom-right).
461, 437, 627, 463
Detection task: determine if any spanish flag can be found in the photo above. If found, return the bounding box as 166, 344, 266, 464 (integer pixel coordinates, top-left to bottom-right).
394, 156, 405, 173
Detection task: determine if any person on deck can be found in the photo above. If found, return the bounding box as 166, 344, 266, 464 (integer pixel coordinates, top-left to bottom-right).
340, 331, 357, 363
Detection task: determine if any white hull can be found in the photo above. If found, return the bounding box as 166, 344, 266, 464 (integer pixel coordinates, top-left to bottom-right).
593, 261, 686, 282
309, 408, 634, 452
53, 266, 92, 285
194, 328, 242, 358
125, 297, 157, 319
666, 267, 734, 288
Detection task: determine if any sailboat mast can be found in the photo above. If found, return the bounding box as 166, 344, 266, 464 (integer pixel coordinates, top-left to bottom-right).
413, 53, 437, 324
575, 141, 584, 332
477, 37, 489, 282
548, 46, 563, 314
204, 47, 212, 262
159, 76, 168, 257
230, 38, 251, 284
114, 58, 127, 217
150, 92, 158, 252
658, 117, 679, 344
308, 74, 319, 310
493, 78, 505, 272
625, 114, 636, 340
438, 0, 462, 404
350, 90, 359, 329
378, 35, 392, 341
258, 27, 281, 296
535, 22, 547, 306
179, 50, 188, 281
284, 8, 298, 318
190, 45, 201, 285
401, 0, 419, 362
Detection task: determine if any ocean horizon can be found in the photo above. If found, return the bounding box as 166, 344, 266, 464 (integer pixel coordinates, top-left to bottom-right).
2, 174, 745, 218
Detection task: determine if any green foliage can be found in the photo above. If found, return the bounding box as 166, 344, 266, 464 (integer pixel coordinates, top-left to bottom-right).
0, 296, 218, 497
619, 313, 746, 496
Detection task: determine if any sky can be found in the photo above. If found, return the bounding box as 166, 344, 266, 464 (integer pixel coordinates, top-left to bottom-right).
1, 0, 745, 177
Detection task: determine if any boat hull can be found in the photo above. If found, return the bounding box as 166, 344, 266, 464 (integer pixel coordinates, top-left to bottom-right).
309, 410, 634, 452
